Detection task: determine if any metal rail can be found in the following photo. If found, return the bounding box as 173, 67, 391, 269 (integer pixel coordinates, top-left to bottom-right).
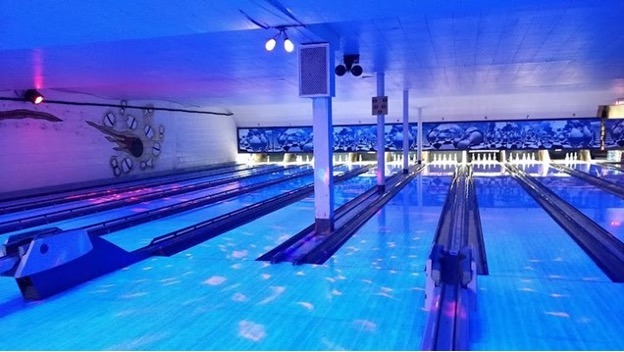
421, 165, 481, 350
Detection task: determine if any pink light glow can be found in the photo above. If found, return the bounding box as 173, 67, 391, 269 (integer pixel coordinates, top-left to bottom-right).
316, 167, 329, 184
32, 49, 44, 89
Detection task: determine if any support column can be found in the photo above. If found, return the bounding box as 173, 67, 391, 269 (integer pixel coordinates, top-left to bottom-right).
417, 107, 423, 164
313, 97, 334, 234
376, 73, 386, 193
402, 90, 410, 173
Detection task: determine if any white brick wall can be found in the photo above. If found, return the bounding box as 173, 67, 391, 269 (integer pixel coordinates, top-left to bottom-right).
0, 94, 236, 194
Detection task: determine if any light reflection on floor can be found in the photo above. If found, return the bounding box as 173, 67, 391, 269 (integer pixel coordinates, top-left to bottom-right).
1, 166, 624, 350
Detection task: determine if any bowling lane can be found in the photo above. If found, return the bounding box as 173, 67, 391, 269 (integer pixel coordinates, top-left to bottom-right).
475, 173, 609, 279
99, 165, 360, 251
0, 166, 308, 243
166, 167, 450, 350
0, 165, 290, 224
471, 172, 624, 350
179, 166, 404, 262
0, 166, 415, 350
0, 163, 247, 207
538, 165, 624, 242
569, 162, 624, 184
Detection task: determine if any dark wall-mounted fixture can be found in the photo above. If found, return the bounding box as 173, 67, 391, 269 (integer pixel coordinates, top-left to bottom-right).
335, 54, 363, 77
24, 89, 44, 104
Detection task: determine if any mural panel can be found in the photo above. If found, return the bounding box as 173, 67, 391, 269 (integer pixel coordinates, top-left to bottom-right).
422, 118, 601, 150
238, 127, 314, 153
238, 124, 419, 153
604, 118, 624, 149
237, 117, 602, 153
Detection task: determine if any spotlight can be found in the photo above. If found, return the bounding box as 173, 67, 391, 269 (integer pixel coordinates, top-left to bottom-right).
264, 27, 296, 53
24, 89, 44, 104
265, 37, 277, 51
335, 64, 347, 76
283, 35, 294, 53
335, 54, 363, 77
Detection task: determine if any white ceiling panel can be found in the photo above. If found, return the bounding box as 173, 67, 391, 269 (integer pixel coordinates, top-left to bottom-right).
0, 0, 623, 121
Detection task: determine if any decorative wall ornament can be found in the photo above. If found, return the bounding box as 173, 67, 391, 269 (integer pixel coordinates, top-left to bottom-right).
0, 109, 62, 122
87, 103, 164, 177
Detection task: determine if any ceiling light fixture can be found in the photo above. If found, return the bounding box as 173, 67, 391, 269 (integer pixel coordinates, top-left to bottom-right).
264, 26, 296, 53
265, 30, 283, 51
265, 37, 277, 51
283, 33, 294, 53
335, 54, 363, 77
24, 89, 44, 104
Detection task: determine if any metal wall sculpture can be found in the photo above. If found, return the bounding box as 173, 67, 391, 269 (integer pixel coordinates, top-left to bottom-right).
87, 103, 164, 176
0, 109, 62, 122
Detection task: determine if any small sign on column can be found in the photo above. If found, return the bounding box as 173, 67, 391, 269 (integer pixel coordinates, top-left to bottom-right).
372, 96, 388, 115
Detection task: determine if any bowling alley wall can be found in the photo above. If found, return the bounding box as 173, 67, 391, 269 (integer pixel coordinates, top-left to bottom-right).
0, 93, 237, 195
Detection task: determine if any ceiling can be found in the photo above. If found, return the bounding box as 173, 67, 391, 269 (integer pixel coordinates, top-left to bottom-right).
1, 0, 624, 123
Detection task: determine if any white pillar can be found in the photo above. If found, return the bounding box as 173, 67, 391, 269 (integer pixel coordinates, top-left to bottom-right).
313, 97, 334, 234
402, 90, 409, 173
417, 107, 423, 164
376, 73, 386, 192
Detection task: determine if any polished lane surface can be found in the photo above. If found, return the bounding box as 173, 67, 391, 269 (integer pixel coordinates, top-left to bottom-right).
0, 165, 446, 350
471, 163, 624, 350
0, 166, 311, 244
2, 163, 623, 350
